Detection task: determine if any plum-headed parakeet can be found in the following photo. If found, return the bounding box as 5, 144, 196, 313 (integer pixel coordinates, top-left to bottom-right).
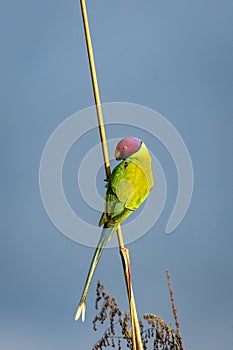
75, 137, 154, 321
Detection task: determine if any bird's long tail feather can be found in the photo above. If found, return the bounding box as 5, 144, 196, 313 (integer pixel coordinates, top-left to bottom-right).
74, 226, 116, 321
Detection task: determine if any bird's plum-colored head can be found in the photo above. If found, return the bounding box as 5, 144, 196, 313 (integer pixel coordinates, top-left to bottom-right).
115, 137, 142, 160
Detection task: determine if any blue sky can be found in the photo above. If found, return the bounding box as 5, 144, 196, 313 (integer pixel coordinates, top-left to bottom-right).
1, 0, 233, 349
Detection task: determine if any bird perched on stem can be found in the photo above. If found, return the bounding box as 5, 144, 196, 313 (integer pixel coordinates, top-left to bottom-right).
75, 137, 154, 321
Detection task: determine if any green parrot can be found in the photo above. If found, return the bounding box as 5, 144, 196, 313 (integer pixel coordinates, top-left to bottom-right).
75, 137, 153, 321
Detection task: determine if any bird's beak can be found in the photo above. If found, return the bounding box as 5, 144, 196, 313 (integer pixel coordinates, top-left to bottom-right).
115, 149, 121, 160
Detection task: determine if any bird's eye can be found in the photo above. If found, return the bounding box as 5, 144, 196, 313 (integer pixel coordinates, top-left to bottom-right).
123, 145, 127, 150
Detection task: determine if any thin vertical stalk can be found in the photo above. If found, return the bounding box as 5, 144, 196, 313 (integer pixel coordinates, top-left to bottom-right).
80, 1, 143, 349
166, 269, 184, 350
80, 0, 110, 179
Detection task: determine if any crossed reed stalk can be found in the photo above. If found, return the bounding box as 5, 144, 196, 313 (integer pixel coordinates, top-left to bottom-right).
80, 0, 144, 348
